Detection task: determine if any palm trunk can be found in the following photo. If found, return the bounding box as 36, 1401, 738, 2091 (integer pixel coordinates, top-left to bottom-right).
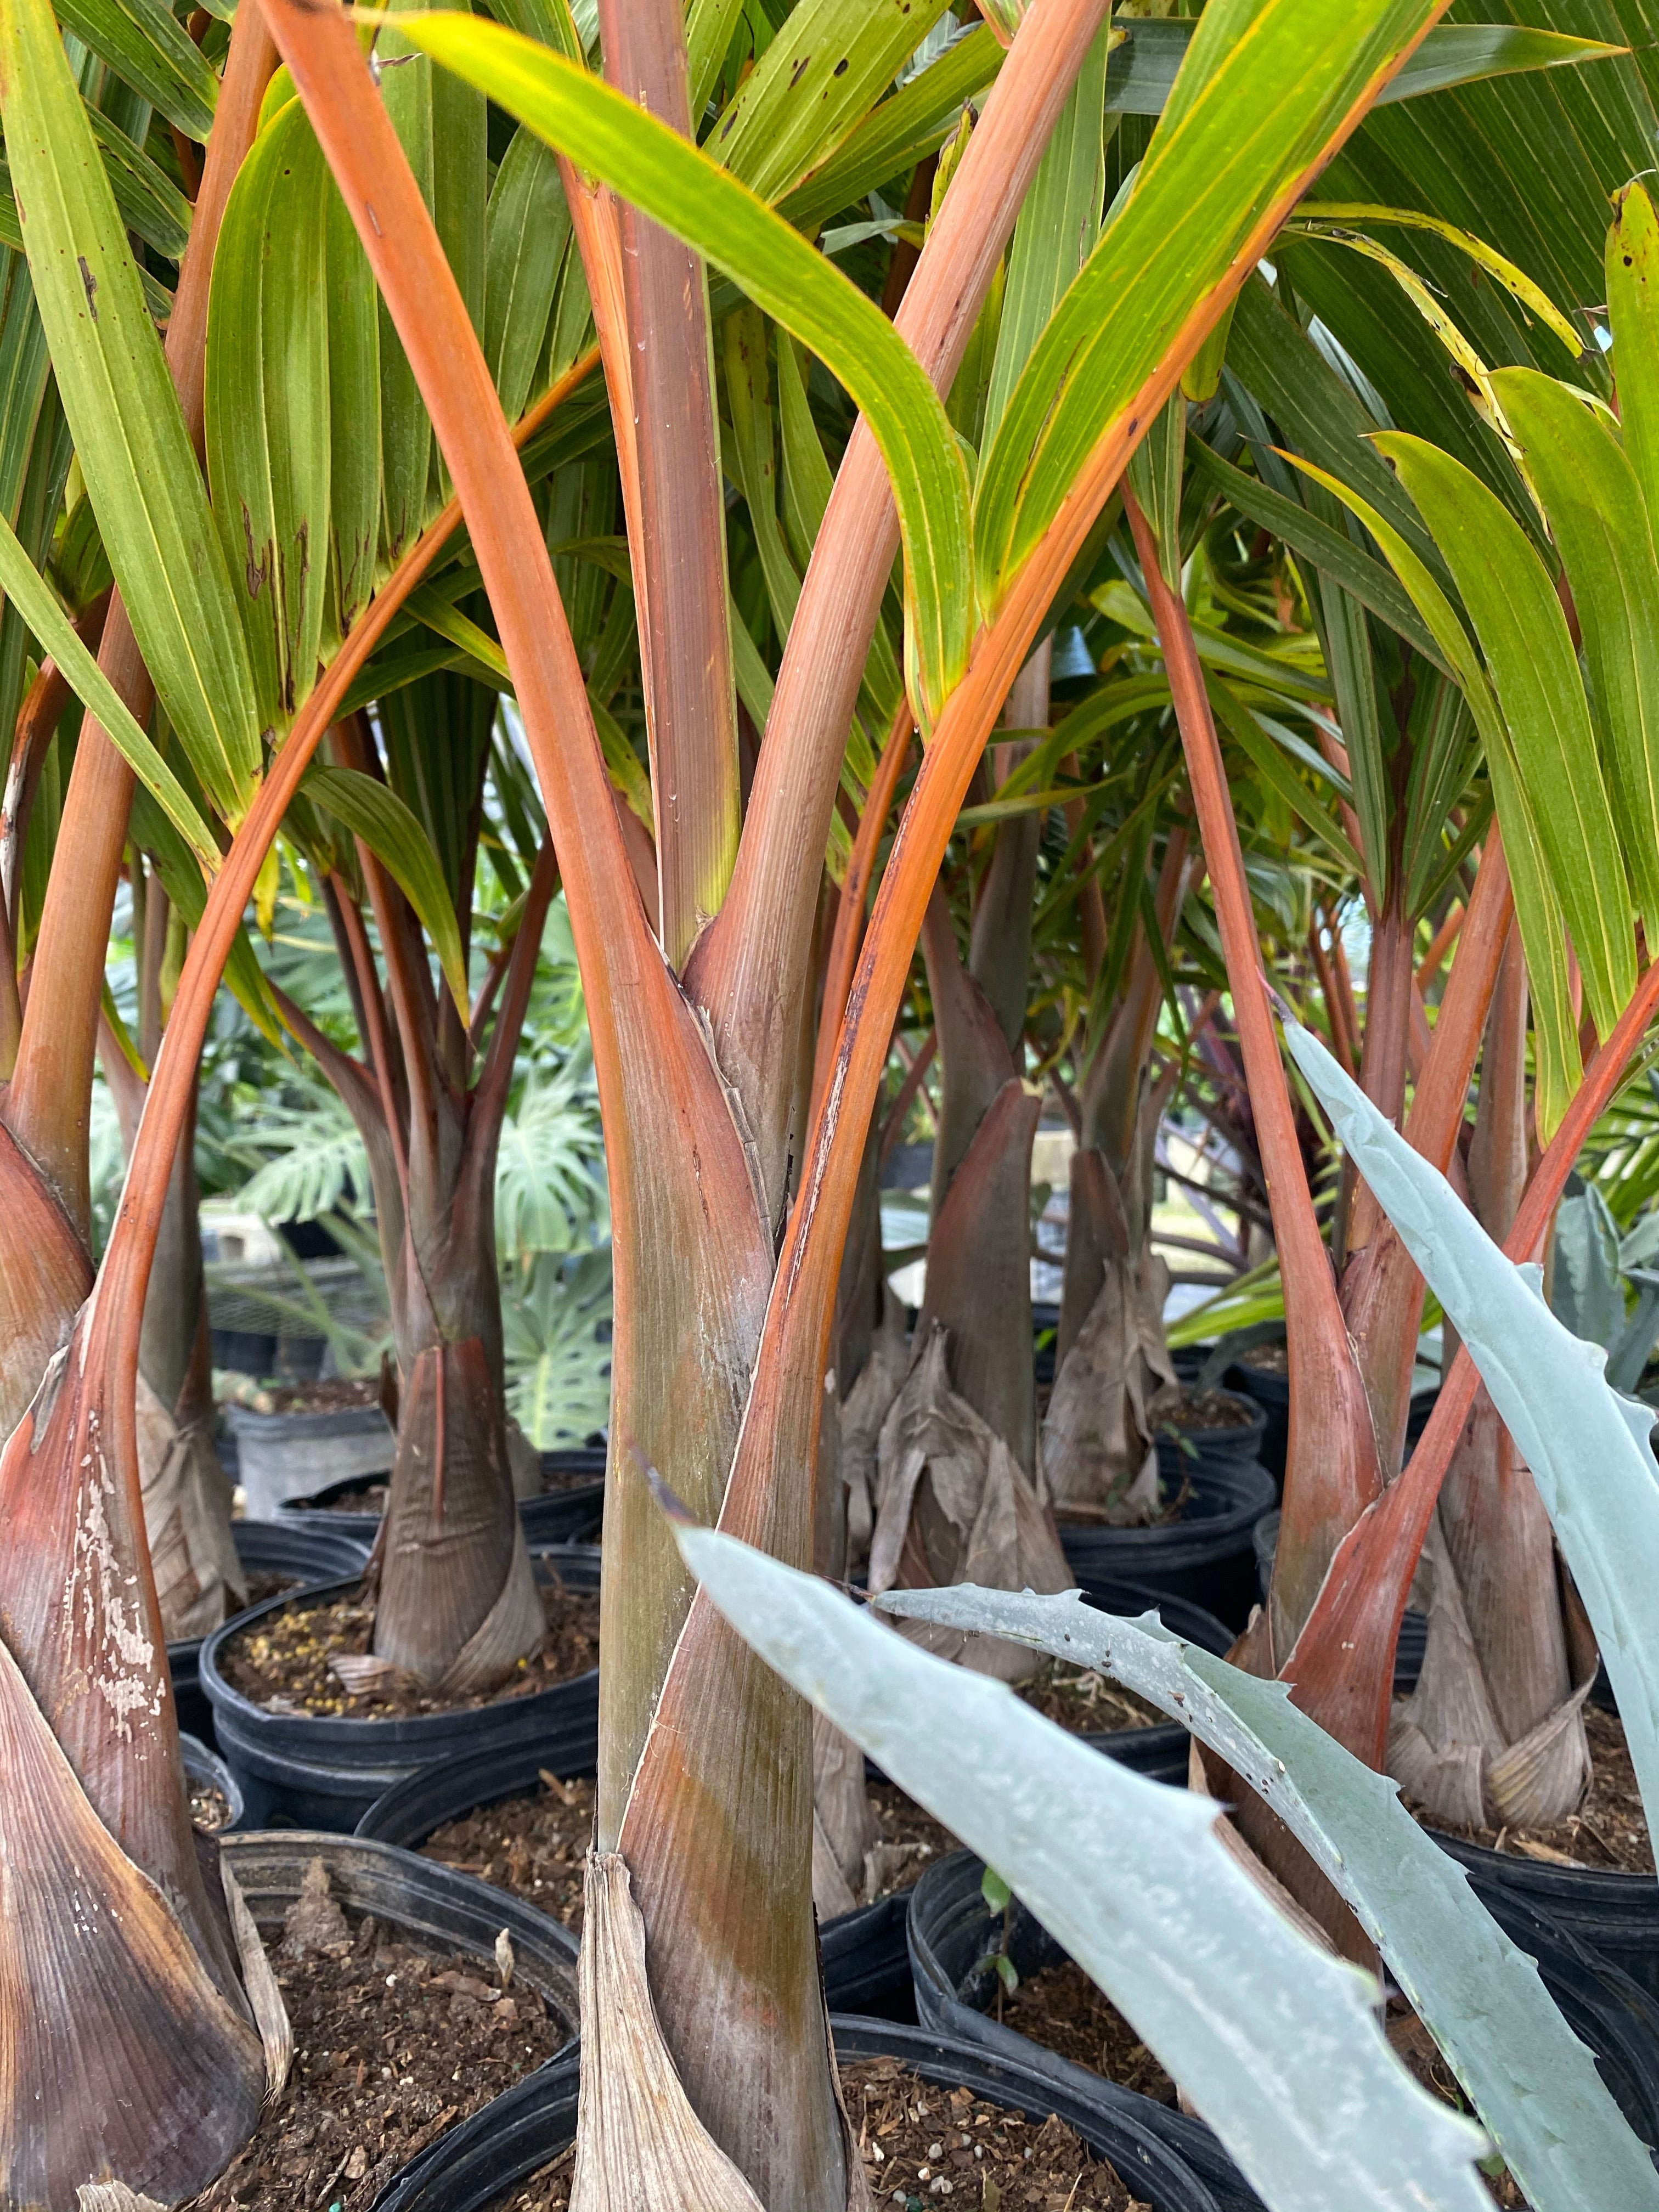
0, 117, 608, 2190
0, 27, 281, 2185
1390, 927, 1593, 1829
123, 1066, 245, 1640
1130, 486, 1386, 1695
864, 848, 1069, 1657
371, 1125, 538, 1687
1339, 834, 1514, 1479
281, 723, 559, 1690
99, 872, 244, 1644
1045, 828, 1190, 1522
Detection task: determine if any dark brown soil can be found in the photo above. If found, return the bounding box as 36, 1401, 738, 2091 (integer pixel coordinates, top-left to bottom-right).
1237, 1342, 1288, 1376
423, 1773, 595, 1928
862, 1781, 960, 1897
996, 1961, 1176, 2106
217, 1579, 600, 1720
1020, 1661, 1164, 1736
495, 2058, 1153, 2209
1387, 2004, 1523, 2206
1153, 1385, 1256, 1434
421, 1778, 955, 1929
186, 1861, 564, 2212
234, 1376, 385, 1416
539, 1458, 605, 1496
288, 1477, 388, 1515
1419, 1704, 1651, 1874
240, 1568, 301, 1612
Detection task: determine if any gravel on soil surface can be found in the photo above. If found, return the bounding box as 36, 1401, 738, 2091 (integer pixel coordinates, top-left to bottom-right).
217, 1578, 600, 1720
994, 1961, 1175, 2105
1237, 1343, 1288, 1376
190, 1781, 234, 1832
490, 2056, 1155, 2209
229, 1376, 385, 1416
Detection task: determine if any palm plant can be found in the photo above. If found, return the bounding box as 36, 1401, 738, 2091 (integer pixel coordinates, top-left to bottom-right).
0, 0, 1615, 2202
261, 674, 571, 1687
1090, 167, 1659, 1954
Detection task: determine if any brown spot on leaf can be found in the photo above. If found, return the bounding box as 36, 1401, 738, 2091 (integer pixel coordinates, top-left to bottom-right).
241, 504, 272, 601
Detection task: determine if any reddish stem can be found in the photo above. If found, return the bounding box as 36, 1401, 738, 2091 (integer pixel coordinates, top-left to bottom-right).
467, 834, 560, 1160
1340, 826, 1513, 1476
810, 702, 915, 1127
685, 0, 1117, 1215
331, 872, 410, 1205
1062, 750, 1109, 984
595, 0, 738, 973
1308, 920, 1357, 1078
1128, 489, 1383, 1651
1417, 897, 1465, 990
332, 714, 445, 1211
1286, 946, 1659, 1761
878, 1028, 938, 1165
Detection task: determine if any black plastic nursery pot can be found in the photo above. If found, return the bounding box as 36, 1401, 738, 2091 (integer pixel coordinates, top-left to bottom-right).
365, 2016, 1222, 2212
219, 1831, 580, 2029
1404, 1379, 1440, 1446
1153, 1389, 1267, 1483
518, 1447, 607, 1545
1460, 1878, 1659, 2147
909, 1848, 1659, 2212
201, 1545, 601, 1832
1226, 1350, 1437, 1487
182, 1728, 247, 1832
1057, 1461, 1276, 1633
1224, 1354, 1289, 1483
1389, 1615, 1659, 1999
170, 1516, 373, 1743
354, 1729, 920, 2021
274, 1471, 386, 1544
227, 1398, 396, 1519
281, 1448, 607, 1549
221, 1829, 581, 2188
351, 1576, 1233, 2025
909, 1849, 1259, 2212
